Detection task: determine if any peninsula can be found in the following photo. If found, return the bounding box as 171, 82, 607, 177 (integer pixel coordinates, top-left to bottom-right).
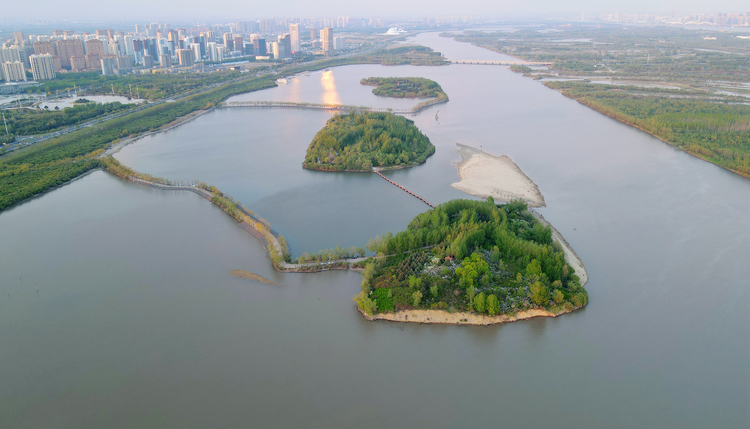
354, 198, 588, 325
302, 111, 435, 171
360, 77, 446, 99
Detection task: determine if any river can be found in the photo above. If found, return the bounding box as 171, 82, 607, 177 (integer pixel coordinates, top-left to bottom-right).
0, 32, 747, 428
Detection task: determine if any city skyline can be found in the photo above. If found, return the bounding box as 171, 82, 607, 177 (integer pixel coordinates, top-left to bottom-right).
2, 0, 750, 22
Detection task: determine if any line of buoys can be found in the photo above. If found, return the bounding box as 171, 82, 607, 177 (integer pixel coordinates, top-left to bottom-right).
374, 171, 435, 208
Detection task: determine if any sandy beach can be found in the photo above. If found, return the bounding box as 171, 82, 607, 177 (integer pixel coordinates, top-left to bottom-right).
451, 143, 545, 207
360, 306, 579, 326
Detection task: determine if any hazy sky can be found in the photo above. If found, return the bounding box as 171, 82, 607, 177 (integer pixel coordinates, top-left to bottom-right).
5, 0, 749, 22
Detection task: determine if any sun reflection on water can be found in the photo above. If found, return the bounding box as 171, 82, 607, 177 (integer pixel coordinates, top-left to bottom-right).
321, 71, 341, 105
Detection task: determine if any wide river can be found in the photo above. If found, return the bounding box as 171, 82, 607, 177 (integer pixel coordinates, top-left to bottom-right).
1, 33, 747, 428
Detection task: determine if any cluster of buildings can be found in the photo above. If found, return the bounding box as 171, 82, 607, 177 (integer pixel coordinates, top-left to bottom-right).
582, 11, 750, 27
1, 18, 355, 84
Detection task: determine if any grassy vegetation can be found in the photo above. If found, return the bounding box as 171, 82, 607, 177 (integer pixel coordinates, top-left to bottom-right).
303, 111, 435, 171
546, 81, 750, 177
354, 198, 587, 316
38, 70, 259, 100
448, 26, 749, 82
360, 77, 446, 99
1, 102, 133, 136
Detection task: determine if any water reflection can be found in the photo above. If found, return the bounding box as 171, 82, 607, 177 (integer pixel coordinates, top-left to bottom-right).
320, 70, 341, 105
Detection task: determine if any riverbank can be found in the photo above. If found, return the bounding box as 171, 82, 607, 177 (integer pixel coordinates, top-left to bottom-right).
450, 143, 546, 207
359, 305, 581, 326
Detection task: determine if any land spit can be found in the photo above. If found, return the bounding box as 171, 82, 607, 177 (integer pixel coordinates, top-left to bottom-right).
451, 143, 546, 208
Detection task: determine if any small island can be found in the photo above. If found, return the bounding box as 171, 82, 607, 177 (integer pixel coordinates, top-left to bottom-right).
360, 77, 447, 99
354, 198, 588, 325
303, 111, 435, 171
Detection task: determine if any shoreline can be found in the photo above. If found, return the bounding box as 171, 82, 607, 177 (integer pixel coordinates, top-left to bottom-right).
450, 143, 546, 207
359, 305, 581, 326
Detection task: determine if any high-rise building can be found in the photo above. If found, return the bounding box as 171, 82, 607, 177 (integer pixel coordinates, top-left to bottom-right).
310, 28, 317, 41
29, 54, 56, 80
191, 43, 202, 61
100, 55, 116, 75
70, 56, 86, 71
2, 61, 26, 82
55, 39, 84, 69
321, 27, 334, 56
0, 46, 22, 64
251, 36, 266, 56
159, 54, 172, 67
334, 37, 346, 51
277, 34, 291, 58
142, 55, 154, 68
13, 31, 24, 44
115, 56, 133, 74
234, 36, 244, 54
33, 41, 56, 56
85, 39, 106, 56
85, 53, 100, 70
222, 33, 234, 51
289, 24, 300, 52
177, 49, 195, 66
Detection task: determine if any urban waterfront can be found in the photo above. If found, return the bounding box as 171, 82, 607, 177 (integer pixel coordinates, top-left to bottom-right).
0, 33, 747, 428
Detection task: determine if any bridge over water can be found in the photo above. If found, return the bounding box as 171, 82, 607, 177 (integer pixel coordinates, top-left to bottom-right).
450, 60, 553, 66
221, 101, 414, 115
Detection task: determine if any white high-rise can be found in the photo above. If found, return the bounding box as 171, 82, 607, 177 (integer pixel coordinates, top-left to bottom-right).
289, 23, 300, 52
29, 54, 56, 80
2, 61, 26, 82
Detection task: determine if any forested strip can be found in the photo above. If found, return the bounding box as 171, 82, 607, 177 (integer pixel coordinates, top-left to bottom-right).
546, 81, 750, 178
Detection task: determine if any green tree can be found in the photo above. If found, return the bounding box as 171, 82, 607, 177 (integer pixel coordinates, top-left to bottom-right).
474, 292, 486, 313
412, 290, 423, 307
530, 281, 550, 307
486, 294, 500, 316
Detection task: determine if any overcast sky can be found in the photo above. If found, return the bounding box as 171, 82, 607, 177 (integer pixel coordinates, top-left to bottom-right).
5, 0, 749, 22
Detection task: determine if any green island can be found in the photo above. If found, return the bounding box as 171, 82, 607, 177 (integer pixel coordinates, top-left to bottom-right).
360, 77, 446, 99
302, 111, 435, 171
353, 198, 588, 324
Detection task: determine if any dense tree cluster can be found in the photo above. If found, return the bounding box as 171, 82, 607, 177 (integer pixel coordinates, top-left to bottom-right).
547, 81, 750, 177
354, 198, 588, 316
360, 77, 447, 99
303, 111, 435, 171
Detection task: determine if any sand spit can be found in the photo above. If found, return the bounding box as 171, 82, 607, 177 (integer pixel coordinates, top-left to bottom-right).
229, 269, 285, 287
451, 144, 545, 208
529, 210, 588, 287
360, 306, 580, 326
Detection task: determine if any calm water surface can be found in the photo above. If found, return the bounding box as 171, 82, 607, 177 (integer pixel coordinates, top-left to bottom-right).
1, 33, 748, 428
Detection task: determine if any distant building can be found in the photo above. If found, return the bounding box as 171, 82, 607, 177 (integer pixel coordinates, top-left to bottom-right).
310, 28, 317, 42
278, 34, 291, 58
222, 33, 234, 51
251, 36, 266, 56
100, 55, 117, 75
290, 23, 300, 52
142, 55, 154, 68
159, 54, 172, 67
13, 31, 24, 44
321, 27, 334, 56
30, 54, 56, 80
334, 37, 346, 51
2, 61, 26, 82
115, 56, 133, 74
55, 39, 84, 69
85, 53, 101, 70
70, 55, 86, 71
0, 46, 22, 64
233, 36, 244, 55
177, 49, 195, 66
85, 39, 106, 56
33, 41, 56, 56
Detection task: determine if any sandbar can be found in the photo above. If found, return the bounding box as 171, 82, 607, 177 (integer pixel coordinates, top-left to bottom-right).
451, 144, 545, 208
229, 269, 285, 286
